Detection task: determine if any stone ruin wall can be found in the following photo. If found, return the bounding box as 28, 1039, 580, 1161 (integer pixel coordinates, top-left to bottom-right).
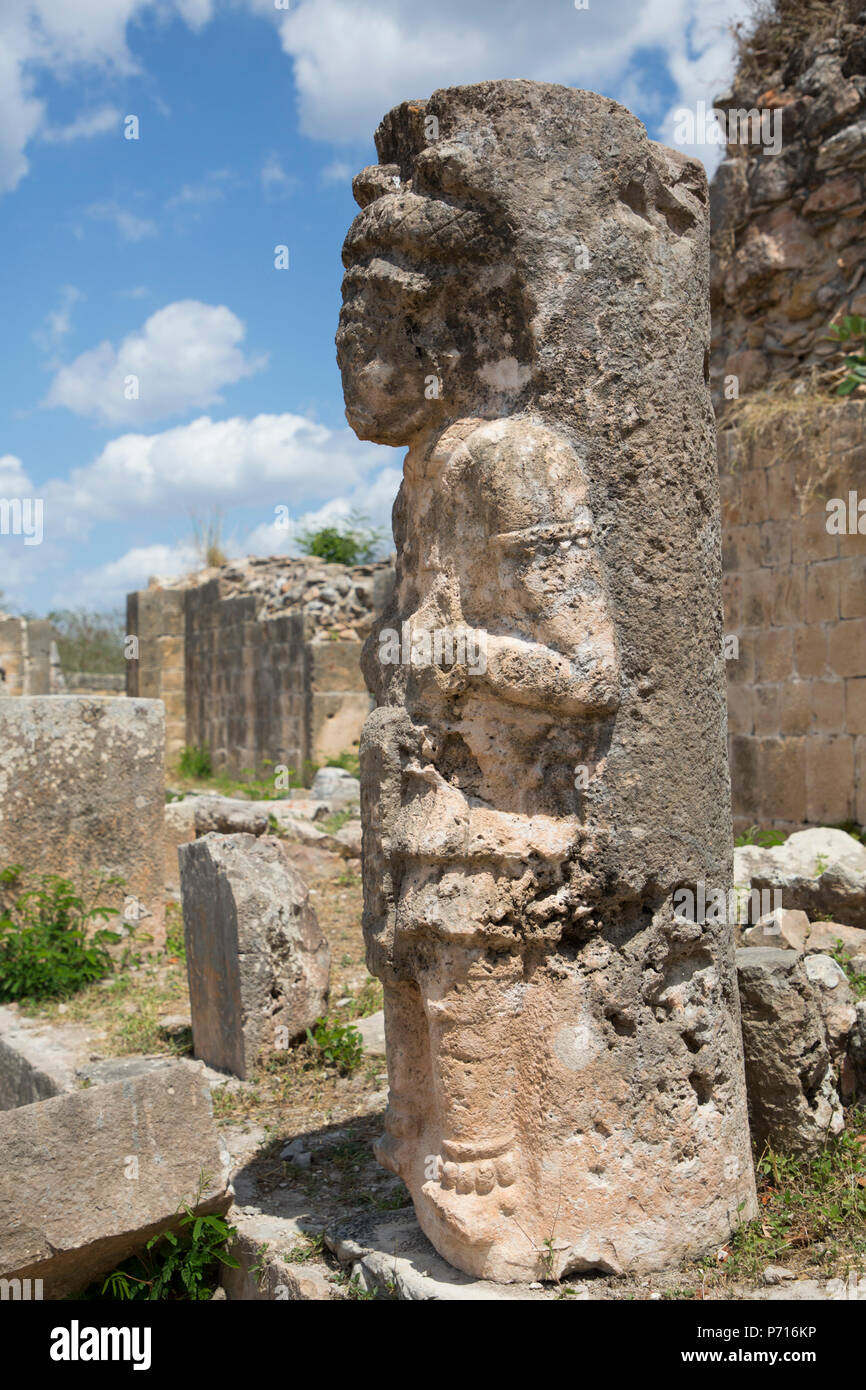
0, 615, 62, 697
127, 556, 394, 776
711, 9, 866, 831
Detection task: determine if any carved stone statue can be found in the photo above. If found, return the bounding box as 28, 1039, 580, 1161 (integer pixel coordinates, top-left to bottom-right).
337, 80, 757, 1282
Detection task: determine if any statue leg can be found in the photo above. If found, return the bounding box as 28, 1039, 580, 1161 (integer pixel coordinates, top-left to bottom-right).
415, 950, 526, 1249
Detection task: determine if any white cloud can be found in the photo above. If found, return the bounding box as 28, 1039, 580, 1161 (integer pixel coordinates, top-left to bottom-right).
44, 301, 267, 425
261, 154, 300, 196
62, 541, 200, 607
165, 169, 235, 214
253, 0, 750, 172
44, 412, 401, 525
86, 200, 157, 242
33, 286, 83, 353
244, 462, 401, 557
0, 454, 36, 495
320, 159, 352, 186
34, 416, 400, 606
41, 105, 120, 144
0, 2, 212, 195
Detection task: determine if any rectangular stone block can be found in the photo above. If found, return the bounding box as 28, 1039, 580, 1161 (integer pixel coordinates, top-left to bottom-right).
847, 677, 866, 737
307, 639, 367, 692
0, 1064, 232, 1298
811, 678, 845, 733
723, 523, 762, 572
753, 683, 780, 736
840, 555, 866, 619
760, 736, 806, 825
180, 833, 330, 1079
760, 519, 791, 567
765, 459, 794, 521
794, 624, 829, 679
805, 735, 855, 824
726, 682, 754, 736
769, 565, 805, 627
779, 680, 812, 736
0, 698, 165, 944
792, 506, 839, 564
755, 627, 793, 682
857, 737, 866, 827
829, 618, 866, 679
310, 691, 372, 764
805, 560, 840, 624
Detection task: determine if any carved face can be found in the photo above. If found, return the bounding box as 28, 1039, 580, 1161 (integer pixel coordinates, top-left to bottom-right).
336, 146, 533, 446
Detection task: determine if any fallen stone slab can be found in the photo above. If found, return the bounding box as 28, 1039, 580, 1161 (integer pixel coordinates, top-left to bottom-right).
268, 810, 356, 857
256, 798, 331, 821
735, 828, 866, 930
804, 921, 866, 959
0, 696, 165, 946
189, 796, 270, 836
334, 820, 362, 858
221, 1211, 342, 1301
0, 1062, 232, 1298
180, 833, 330, 1078
164, 800, 196, 894
325, 1208, 548, 1300
803, 954, 857, 1060
741, 907, 809, 952
310, 767, 361, 806
752, 1274, 866, 1301
843, 1000, 866, 1104
736, 948, 844, 1154
354, 1010, 386, 1058
0, 1005, 91, 1110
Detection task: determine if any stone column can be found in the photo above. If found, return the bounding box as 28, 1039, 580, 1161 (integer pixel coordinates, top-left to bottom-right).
337, 80, 757, 1282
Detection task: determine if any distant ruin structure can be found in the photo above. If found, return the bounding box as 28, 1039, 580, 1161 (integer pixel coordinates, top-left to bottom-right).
127, 556, 394, 773
0, 614, 63, 697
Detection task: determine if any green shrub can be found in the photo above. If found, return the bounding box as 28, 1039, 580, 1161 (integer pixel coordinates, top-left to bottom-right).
325, 748, 360, 779
827, 315, 866, 396
88, 1196, 238, 1300
0, 866, 125, 1002
47, 607, 126, 676
305, 1017, 363, 1074
296, 510, 385, 566
178, 744, 212, 779
734, 825, 787, 849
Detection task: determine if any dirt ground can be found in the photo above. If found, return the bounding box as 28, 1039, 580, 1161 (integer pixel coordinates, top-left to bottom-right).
17, 830, 866, 1301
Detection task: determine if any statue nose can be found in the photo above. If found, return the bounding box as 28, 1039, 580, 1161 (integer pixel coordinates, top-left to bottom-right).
352, 163, 403, 209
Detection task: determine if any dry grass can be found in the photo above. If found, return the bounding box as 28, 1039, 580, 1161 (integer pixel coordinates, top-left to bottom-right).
731, 0, 860, 91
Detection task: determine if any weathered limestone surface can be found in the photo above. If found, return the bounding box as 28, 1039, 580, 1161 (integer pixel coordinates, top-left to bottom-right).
0, 697, 165, 942
0, 1064, 232, 1298
338, 80, 757, 1281
180, 833, 330, 1079
737, 947, 844, 1154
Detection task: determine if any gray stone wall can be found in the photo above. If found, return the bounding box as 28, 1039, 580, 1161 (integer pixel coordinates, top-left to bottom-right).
0, 696, 165, 943
0, 617, 57, 697
127, 557, 393, 777
721, 400, 866, 831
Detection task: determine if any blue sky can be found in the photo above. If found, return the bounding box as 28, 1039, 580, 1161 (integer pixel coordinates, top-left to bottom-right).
0, 0, 750, 616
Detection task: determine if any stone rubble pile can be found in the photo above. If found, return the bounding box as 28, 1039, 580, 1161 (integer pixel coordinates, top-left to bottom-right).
152, 554, 393, 638
711, 9, 866, 397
